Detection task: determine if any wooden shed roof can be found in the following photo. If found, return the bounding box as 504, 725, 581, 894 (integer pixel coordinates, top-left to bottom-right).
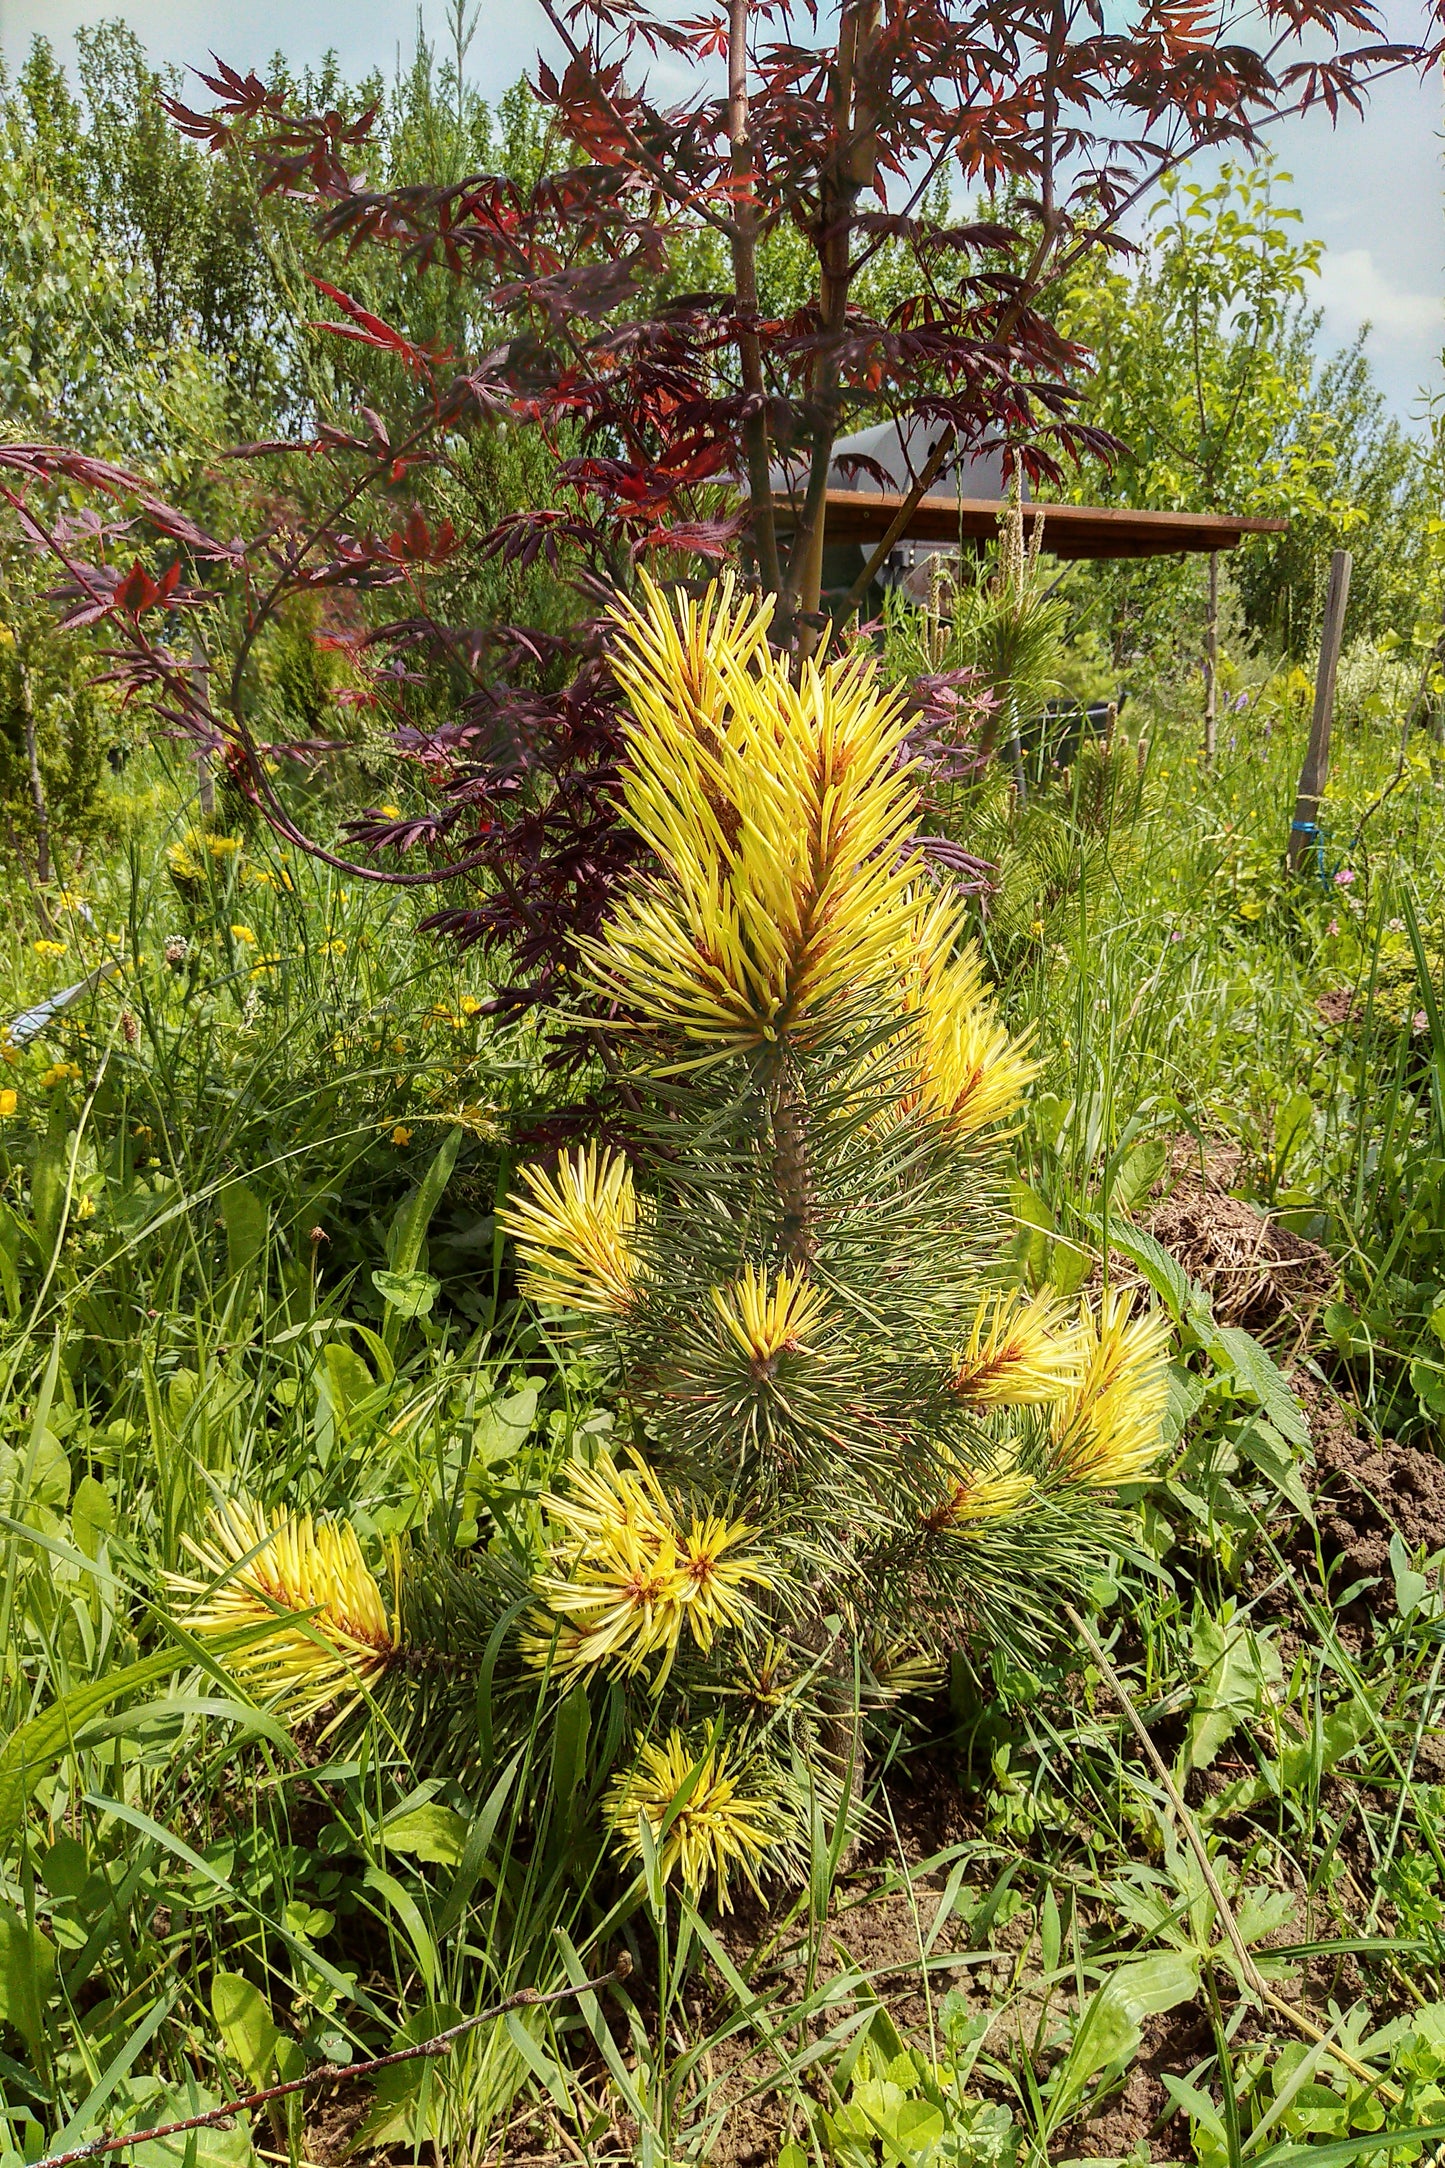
782, 489, 1287, 561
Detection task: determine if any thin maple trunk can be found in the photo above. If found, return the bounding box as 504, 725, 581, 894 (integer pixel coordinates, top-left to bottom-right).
729, 0, 781, 598
782, 0, 880, 645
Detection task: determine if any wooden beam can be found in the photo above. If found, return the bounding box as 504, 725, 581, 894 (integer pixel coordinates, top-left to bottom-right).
774, 488, 1289, 560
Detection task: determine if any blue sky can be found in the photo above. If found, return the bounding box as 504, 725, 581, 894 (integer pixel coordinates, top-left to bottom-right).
3, 0, 1440, 429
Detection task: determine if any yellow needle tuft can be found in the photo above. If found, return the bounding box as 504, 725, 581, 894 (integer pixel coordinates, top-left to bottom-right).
711, 1264, 827, 1368
949, 1288, 1082, 1405
584, 572, 924, 1060
168, 1495, 399, 1727
525, 1449, 771, 1688
1052, 1290, 1174, 1487
501, 1144, 641, 1315
606, 1730, 780, 1912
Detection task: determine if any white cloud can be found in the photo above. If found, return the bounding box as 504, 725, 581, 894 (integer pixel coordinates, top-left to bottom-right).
1311, 248, 1444, 343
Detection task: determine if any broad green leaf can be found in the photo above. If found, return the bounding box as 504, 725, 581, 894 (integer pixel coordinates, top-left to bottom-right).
0, 1645, 184, 1844
372, 1267, 440, 1319
1390, 1531, 1431, 1621
389, 1125, 463, 1277
219, 1181, 268, 1280
1207, 1324, 1310, 1448
211, 1970, 280, 2091
1238, 1417, 1314, 1521
382, 1803, 469, 1868
0, 1908, 56, 2049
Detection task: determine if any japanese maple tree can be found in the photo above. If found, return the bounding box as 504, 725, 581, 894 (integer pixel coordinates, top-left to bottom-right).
7, 0, 1440, 999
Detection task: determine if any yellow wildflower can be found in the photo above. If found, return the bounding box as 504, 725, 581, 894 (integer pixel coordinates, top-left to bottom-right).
1052, 1290, 1174, 1488
949, 1289, 1081, 1405
320, 937, 347, 958
0, 1089, 16, 1117
229, 923, 257, 946
39, 1062, 82, 1088
168, 1495, 399, 1727
501, 1145, 641, 1316
711, 1265, 826, 1368
32, 939, 67, 960
606, 1731, 780, 1912
390, 1125, 412, 1146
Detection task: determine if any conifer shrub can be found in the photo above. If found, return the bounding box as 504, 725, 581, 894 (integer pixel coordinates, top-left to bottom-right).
172, 579, 1174, 1912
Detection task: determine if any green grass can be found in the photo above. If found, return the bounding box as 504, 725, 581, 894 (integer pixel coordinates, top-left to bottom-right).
4, 680, 1445, 2168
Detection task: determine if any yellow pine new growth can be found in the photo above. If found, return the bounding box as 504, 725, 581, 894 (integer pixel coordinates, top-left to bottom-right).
923, 1444, 1035, 1533
711, 1264, 827, 1368
584, 573, 924, 1059
605, 1730, 780, 1912
500, 1144, 640, 1316
949, 1288, 1082, 1406
1052, 1289, 1174, 1487
900, 895, 1039, 1139
526, 1449, 770, 1688
169, 1495, 398, 1725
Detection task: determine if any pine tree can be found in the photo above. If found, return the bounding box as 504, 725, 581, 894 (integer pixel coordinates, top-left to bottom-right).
172, 578, 1173, 1912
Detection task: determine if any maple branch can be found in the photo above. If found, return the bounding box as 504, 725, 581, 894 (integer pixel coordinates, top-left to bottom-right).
836, 422, 959, 613
26, 1960, 631, 2168
534, 0, 740, 241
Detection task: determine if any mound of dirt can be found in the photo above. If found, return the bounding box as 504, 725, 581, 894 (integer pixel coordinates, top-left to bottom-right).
1146, 1143, 1336, 1347
1311, 1396, 1445, 1582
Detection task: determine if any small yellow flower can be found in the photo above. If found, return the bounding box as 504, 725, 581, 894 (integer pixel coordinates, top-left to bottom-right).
711, 1265, 826, 1368
39, 1062, 82, 1088
390, 1125, 412, 1146
249, 954, 280, 979
459, 995, 483, 1016
0, 1089, 16, 1117
1051, 1290, 1173, 1488
320, 937, 347, 958
949, 1289, 1081, 1405
32, 939, 67, 960
379, 804, 403, 819
229, 923, 257, 946
606, 1731, 780, 1912
501, 1145, 642, 1317
168, 1494, 399, 1727
205, 834, 242, 860
75, 1193, 96, 1220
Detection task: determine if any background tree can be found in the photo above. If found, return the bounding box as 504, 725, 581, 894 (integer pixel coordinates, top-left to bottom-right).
12, 0, 1444, 1003
1057, 157, 1435, 702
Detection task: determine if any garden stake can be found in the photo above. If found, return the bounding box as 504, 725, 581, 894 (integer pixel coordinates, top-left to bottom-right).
24, 1958, 631, 2168
1066, 1605, 1399, 2108
1288, 548, 1352, 874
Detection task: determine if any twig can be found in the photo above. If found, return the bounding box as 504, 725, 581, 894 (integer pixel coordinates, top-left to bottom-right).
28, 1958, 631, 2168
1066, 1606, 1398, 2105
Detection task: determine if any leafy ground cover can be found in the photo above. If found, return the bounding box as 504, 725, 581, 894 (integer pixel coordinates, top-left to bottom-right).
4, 618, 1445, 2167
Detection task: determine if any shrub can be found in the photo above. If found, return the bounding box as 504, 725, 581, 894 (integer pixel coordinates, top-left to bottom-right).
171, 577, 1174, 1910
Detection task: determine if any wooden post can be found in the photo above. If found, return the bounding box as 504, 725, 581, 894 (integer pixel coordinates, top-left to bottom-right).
1203, 549, 1219, 765
1288, 548, 1352, 874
